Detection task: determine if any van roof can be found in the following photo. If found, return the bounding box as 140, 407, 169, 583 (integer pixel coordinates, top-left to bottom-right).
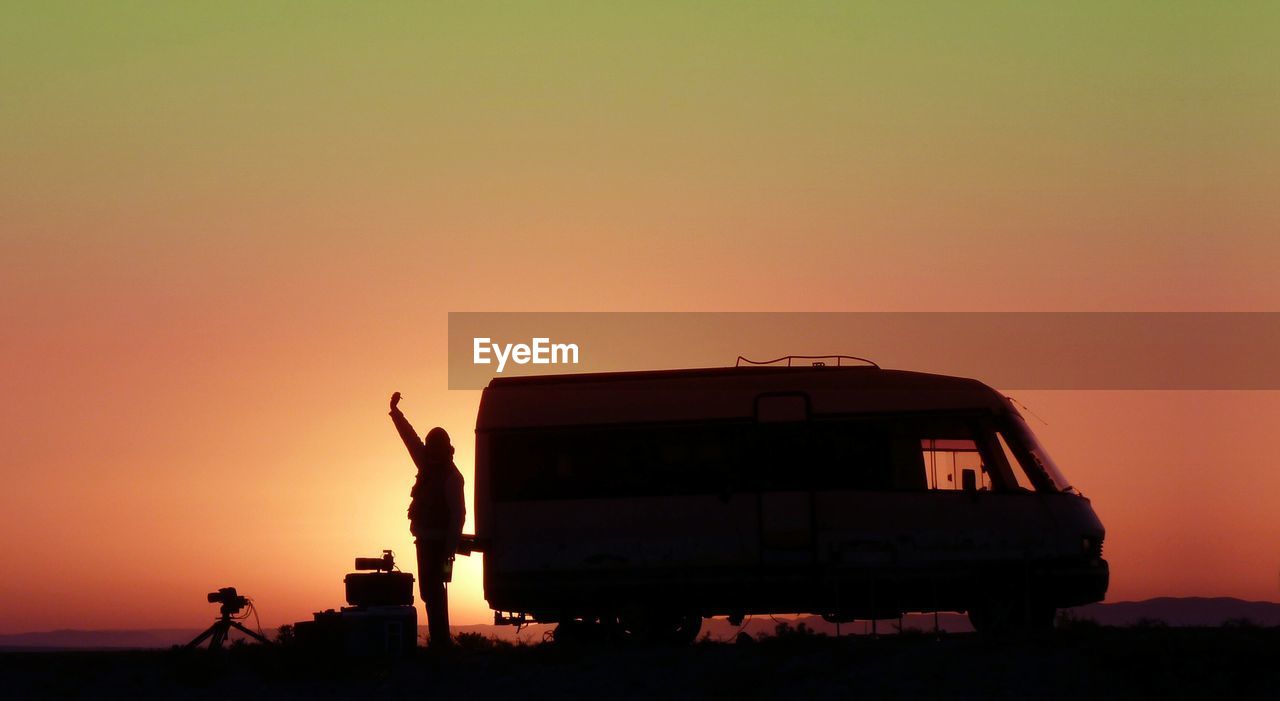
489, 365, 972, 389
478, 366, 1008, 431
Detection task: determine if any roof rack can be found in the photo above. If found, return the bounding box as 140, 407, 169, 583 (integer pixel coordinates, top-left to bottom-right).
735, 354, 880, 369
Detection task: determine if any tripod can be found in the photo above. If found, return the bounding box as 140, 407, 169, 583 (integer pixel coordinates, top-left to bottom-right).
186, 604, 271, 650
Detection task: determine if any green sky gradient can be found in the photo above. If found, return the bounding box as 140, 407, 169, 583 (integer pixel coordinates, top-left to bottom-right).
6, 2, 1277, 202
6, 2, 1278, 311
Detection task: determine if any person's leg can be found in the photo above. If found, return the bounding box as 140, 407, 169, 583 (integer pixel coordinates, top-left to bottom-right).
424, 577, 449, 648
420, 539, 451, 648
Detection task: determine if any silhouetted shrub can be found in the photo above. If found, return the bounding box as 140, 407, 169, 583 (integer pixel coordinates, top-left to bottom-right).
893, 625, 933, 639
762, 621, 825, 641
1056, 609, 1101, 630
454, 632, 493, 652
453, 632, 517, 653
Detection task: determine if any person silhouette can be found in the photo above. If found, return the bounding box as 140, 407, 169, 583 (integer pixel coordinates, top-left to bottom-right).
388, 391, 465, 649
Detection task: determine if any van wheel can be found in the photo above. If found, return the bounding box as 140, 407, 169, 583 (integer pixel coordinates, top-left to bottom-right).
670, 614, 703, 645
551, 619, 589, 644
621, 612, 702, 645
968, 598, 1055, 638
552, 617, 622, 645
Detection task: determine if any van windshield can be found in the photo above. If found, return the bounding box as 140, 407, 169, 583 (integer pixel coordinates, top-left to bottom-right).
1004, 409, 1075, 493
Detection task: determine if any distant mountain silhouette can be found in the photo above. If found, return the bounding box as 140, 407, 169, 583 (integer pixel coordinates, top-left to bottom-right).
0, 629, 209, 650
4, 598, 1277, 649
1070, 596, 1280, 627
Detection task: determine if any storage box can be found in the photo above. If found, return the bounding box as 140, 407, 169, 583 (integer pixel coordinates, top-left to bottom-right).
294, 605, 418, 657
339, 605, 418, 657
344, 571, 415, 607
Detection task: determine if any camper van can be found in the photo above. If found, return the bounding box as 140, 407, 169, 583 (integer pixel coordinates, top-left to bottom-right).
473, 361, 1108, 640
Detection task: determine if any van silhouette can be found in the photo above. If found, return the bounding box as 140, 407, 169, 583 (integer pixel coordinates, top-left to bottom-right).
473, 362, 1108, 641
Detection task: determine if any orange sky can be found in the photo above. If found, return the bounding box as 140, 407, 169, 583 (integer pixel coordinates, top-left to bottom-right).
2, 3, 1279, 633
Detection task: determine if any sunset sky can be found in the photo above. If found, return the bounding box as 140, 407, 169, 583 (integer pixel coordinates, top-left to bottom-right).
3, 3, 1279, 633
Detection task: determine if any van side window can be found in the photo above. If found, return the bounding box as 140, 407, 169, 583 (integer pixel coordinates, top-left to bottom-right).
889, 435, 928, 490
490, 424, 747, 501
489, 415, 1018, 500
810, 422, 895, 491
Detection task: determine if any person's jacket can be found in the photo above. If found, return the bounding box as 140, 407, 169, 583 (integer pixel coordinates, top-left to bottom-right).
390, 407, 465, 554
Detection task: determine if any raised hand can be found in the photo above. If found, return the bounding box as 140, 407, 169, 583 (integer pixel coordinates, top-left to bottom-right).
390, 391, 402, 411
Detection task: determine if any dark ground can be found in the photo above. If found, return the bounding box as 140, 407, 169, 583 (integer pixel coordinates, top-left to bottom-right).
4, 623, 1278, 701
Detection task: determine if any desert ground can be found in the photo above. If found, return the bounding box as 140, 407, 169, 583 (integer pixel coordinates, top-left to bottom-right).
4, 620, 1278, 701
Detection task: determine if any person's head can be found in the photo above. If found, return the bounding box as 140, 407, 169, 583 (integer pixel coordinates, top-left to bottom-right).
424, 427, 454, 462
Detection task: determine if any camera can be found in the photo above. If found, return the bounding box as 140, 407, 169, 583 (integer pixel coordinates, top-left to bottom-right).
206, 586, 249, 615
354, 549, 396, 573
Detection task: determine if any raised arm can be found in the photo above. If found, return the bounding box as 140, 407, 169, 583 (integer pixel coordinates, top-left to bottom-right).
388, 392, 425, 463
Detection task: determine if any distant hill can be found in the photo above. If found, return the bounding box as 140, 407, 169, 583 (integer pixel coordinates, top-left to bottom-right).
3, 597, 1277, 650
1070, 596, 1280, 627
0, 629, 208, 650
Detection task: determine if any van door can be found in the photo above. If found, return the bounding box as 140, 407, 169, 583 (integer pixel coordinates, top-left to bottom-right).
754, 393, 815, 566
911, 424, 1059, 570
760, 491, 814, 565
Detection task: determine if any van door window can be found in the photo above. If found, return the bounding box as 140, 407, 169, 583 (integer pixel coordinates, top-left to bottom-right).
921, 438, 990, 492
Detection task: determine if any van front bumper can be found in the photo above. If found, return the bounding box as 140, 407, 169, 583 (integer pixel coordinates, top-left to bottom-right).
1042, 557, 1109, 607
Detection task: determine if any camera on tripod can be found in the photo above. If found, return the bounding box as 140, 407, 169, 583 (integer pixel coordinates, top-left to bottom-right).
206, 586, 249, 616
185, 585, 270, 651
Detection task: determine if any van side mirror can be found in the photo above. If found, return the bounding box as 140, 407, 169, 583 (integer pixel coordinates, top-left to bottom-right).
961, 469, 977, 492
